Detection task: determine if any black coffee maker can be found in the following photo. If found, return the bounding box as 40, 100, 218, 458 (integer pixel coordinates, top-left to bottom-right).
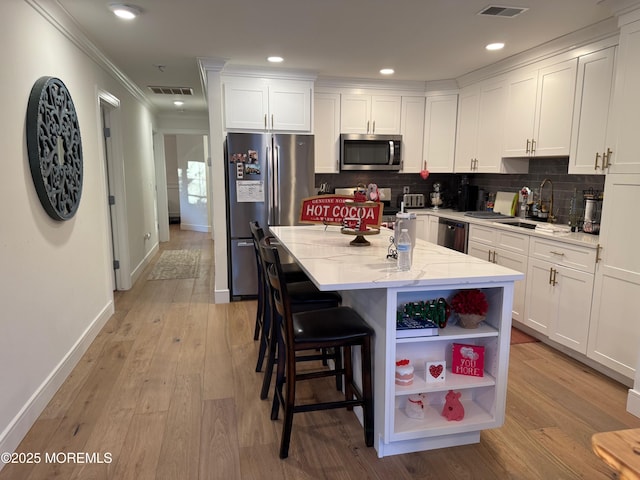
455, 179, 478, 212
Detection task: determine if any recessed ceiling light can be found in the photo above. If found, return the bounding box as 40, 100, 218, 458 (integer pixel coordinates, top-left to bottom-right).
267, 56, 284, 63
486, 42, 505, 51
173, 100, 184, 107
108, 4, 141, 20
380, 68, 395, 75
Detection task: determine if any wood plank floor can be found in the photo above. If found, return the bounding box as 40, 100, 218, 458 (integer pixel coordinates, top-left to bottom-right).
3, 226, 640, 479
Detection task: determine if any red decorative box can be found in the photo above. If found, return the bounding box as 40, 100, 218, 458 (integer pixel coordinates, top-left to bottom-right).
451, 343, 485, 377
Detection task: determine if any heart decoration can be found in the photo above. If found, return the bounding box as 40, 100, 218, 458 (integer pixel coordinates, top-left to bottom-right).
420, 161, 430, 180
429, 364, 444, 378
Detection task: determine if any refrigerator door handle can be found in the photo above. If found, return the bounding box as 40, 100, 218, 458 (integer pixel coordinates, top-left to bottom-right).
237, 241, 253, 247
274, 145, 280, 224
267, 145, 275, 225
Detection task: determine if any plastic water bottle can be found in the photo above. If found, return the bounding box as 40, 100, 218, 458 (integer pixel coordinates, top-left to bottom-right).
397, 228, 412, 271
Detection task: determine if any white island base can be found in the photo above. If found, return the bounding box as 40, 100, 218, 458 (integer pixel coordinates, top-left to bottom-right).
268, 226, 521, 458
343, 284, 513, 458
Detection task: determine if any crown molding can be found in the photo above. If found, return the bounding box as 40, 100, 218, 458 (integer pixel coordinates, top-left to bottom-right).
219, 64, 318, 81
26, 0, 154, 111
315, 76, 427, 93
457, 16, 620, 87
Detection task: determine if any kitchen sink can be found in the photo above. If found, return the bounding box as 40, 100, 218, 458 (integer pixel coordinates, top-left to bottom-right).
500, 221, 537, 229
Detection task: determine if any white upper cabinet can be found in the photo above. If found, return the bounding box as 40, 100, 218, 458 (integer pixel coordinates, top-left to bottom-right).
502, 58, 578, 157
400, 96, 426, 173
223, 76, 312, 132
422, 94, 458, 173
606, 16, 640, 174
340, 94, 401, 134
455, 78, 509, 173
314, 92, 341, 173
569, 47, 616, 175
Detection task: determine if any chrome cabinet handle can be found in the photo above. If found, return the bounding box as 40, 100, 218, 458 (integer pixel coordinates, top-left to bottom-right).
372, 120, 376, 133
271, 114, 274, 129
595, 152, 601, 170
526, 139, 530, 153
264, 114, 267, 130
531, 139, 536, 154
549, 267, 554, 285
367, 120, 370, 133
550, 251, 565, 256
552, 268, 558, 286
596, 244, 602, 264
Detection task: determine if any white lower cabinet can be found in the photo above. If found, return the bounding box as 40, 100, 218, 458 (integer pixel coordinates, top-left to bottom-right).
468, 225, 528, 322
413, 214, 439, 244
525, 259, 594, 353
524, 238, 596, 353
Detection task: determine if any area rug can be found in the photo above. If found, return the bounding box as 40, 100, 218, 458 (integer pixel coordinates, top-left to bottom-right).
147, 249, 201, 280
510, 327, 540, 345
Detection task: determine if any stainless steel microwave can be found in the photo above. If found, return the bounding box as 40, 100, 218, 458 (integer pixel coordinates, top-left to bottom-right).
340, 134, 402, 171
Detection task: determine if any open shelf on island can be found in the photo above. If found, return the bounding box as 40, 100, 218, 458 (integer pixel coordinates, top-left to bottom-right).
396, 323, 499, 343
392, 398, 496, 441
395, 369, 495, 396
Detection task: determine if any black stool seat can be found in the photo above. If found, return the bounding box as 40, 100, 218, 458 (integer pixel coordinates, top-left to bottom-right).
293, 307, 373, 344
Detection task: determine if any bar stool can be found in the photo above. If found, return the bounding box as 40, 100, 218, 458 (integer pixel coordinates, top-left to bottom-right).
249, 221, 309, 371
260, 238, 374, 459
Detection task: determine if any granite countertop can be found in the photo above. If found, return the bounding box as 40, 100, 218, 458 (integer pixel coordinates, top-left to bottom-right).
407, 208, 600, 249
269, 225, 524, 291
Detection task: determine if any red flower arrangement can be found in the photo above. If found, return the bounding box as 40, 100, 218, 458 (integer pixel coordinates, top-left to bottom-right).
450, 289, 488, 316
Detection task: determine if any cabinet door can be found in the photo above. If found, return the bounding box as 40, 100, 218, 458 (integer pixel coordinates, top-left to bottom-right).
400, 96, 426, 173
427, 216, 439, 244
494, 248, 528, 323
550, 265, 593, 354
468, 241, 492, 263
269, 80, 312, 131
454, 85, 480, 173
588, 174, 640, 377
569, 47, 616, 175
341, 94, 372, 133
223, 78, 269, 130
503, 69, 538, 157
468, 224, 496, 246
534, 59, 578, 157
524, 258, 554, 335
423, 94, 458, 173
476, 79, 507, 173
314, 93, 340, 173
414, 215, 428, 242
607, 20, 640, 174
371, 95, 402, 134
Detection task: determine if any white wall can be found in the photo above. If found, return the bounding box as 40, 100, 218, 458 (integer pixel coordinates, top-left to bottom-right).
0, 1, 159, 462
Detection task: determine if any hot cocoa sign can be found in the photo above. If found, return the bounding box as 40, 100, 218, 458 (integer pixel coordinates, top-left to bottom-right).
299, 195, 383, 228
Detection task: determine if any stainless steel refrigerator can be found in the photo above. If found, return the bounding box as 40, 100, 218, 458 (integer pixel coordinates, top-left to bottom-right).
225, 132, 314, 298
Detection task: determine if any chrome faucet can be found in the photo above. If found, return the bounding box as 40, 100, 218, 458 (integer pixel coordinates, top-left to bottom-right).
539, 178, 555, 223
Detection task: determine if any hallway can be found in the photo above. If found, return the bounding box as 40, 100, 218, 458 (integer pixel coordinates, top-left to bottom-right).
2, 226, 640, 479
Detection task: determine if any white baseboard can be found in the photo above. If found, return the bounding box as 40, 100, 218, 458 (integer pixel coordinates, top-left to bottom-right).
214, 289, 230, 303
180, 223, 211, 233
129, 243, 159, 287
627, 389, 640, 418
0, 301, 115, 470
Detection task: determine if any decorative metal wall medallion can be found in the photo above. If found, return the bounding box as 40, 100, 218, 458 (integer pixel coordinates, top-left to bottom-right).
26, 76, 83, 221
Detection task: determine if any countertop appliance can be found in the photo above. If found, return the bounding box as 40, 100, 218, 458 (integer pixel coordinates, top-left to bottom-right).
403, 193, 425, 208
456, 184, 478, 212
340, 134, 402, 171
225, 132, 314, 298
437, 218, 469, 254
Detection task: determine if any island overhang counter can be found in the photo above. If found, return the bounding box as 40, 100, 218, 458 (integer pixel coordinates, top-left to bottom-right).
269, 225, 524, 457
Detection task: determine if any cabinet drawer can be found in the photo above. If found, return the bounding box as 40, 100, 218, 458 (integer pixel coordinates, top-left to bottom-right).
529, 238, 596, 273
468, 224, 495, 245
495, 230, 529, 255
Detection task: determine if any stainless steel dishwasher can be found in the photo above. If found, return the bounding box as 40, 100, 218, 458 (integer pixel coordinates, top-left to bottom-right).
437, 218, 469, 253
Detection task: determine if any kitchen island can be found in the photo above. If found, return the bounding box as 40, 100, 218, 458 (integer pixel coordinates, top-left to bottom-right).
269, 225, 524, 457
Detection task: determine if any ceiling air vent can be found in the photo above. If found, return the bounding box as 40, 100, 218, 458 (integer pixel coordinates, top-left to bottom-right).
148, 86, 194, 95
478, 5, 528, 18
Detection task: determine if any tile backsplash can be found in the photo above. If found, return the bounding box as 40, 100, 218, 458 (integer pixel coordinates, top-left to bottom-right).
315, 158, 605, 225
